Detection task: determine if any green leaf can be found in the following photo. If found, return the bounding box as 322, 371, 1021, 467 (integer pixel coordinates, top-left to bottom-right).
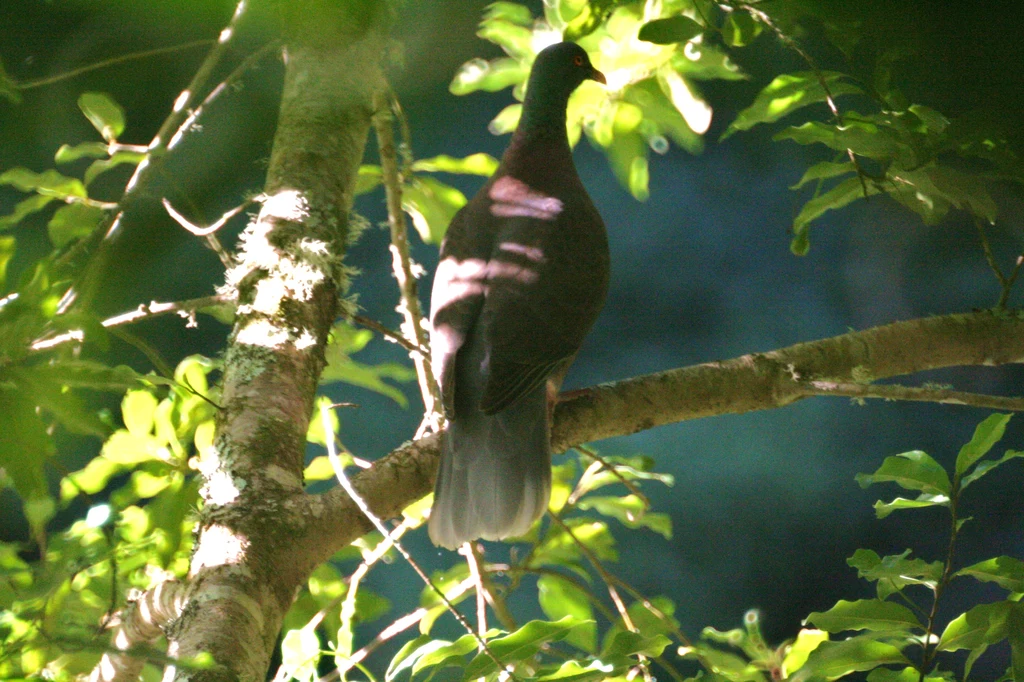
122, 390, 158, 437
10, 366, 108, 436
576, 495, 672, 538
856, 450, 951, 496
412, 153, 499, 176
724, 72, 862, 140
873, 493, 949, 519
793, 635, 910, 681
386, 634, 435, 681
955, 413, 1011, 477
0, 57, 20, 104
961, 450, 1024, 489
0, 168, 87, 199
847, 549, 943, 599
937, 600, 1013, 677
601, 630, 671, 658
280, 626, 321, 682
908, 104, 949, 133
450, 57, 528, 96
411, 634, 478, 676
790, 176, 877, 255
775, 119, 900, 159
47, 203, 104, 247
83, 150, 145, 186
805, 599, 921, 633
463, 616, 586, 679
320, 327, 415, 406
403, 176, 467, 244
27, 360, 141, 392
723, 10, 763, 47
956, 557, 1024, 593
782, 629, 829, 676
78, 92, 125, 142
54, 142, 110, 163
1007, 604, 1024, 682
865, 668, 945, 682
0, 384, 54, 502
637, 15, 704, 45
790, 161, 856, 189
0, 193, 56, 229
538, 574, 596, 652
0, 235, 14, 289
574, 453, 674, 496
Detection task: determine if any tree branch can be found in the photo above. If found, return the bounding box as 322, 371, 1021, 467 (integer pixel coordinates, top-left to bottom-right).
298, 310, 1024, 560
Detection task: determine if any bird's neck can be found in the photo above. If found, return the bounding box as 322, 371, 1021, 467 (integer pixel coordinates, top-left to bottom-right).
502, 97, 574, 177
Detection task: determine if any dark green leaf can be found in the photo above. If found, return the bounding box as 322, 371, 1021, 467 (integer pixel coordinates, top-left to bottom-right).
78, 92, 125, 142
955, 414, 1011, 477
856, 450, 951, 496
28, 360, 141, 392
603, 596, 679, 649
83, 150, 145, 186
412, 153, 498, 176
961, 450, 1024, 489
775, 119, 900, 159
790, 176, 877, 255
538, 574, 596, 652
956, 557, 1024, 593
908, 104, 949, 133
790, 161, 856, 189
0, 384, 54, 501
671, 44, 747, 82
0, 57, 20, 104
638, 16, 704, 45
54, 142, 110, 164
724, 72, 861, 140
794, 635, 910, 681
805, 599, 921, 633
0, 168, 87, 199
47, 203, 104, 248
0, 193, 56, 229
1008, 604, 1024, 682
723, 10, 763, 47
463, 616, 585, 679
402, 176, 467, 244
320, 328, 415, 406
10, 366, 108, 436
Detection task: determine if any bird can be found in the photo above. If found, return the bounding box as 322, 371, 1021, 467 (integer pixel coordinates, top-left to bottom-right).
427, 41, 610, 549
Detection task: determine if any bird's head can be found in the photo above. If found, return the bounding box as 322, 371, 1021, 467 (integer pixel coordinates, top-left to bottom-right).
525, 42, 606, 104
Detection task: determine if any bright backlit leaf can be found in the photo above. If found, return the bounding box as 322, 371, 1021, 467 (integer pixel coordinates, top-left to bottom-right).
955, 413, 1011, 477
805, 599, 922, 633
956, 556, 1024, 593
793, 635, 910, 681
78, 92, 125, 142
724, 72, 862, 139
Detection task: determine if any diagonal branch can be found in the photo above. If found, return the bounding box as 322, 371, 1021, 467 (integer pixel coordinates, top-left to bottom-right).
296, 310, 1024, 562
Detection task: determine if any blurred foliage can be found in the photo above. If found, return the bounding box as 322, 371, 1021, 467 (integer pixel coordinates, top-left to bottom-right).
1, 0, 1023, 679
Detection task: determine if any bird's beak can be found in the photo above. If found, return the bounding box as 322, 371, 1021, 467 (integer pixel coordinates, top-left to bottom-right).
591, 68, 606, 85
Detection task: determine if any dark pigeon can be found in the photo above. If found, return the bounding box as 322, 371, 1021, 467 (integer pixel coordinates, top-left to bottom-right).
428, 42, 610, 548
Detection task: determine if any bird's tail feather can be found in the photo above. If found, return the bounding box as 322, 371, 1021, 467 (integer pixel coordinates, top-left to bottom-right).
428, 381, 551, 549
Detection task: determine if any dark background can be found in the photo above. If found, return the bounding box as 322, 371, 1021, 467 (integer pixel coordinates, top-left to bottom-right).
2, 0, 1023, 675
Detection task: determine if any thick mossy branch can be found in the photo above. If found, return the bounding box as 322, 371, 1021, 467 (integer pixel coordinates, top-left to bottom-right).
302, 310, 1024, 560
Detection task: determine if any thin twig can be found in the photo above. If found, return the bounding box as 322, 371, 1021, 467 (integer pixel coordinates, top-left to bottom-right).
461, 543, 489, 637
975, 217, 1022, 308
319, 402, 516, 680
570, 444, 650, 508
162, 196, 253, 267
17, 40, 215, 90
372, 88, 442, 436
799, 379, 1024, 412
466, 543, 518, 632
348, 313, 421, 354
31, 294, 233, 352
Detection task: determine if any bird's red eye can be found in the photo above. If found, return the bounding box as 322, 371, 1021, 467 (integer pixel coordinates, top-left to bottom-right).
573, 55, 584, 66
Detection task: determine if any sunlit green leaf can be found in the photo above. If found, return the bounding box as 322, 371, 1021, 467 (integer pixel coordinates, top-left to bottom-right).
464, 616, 587, 679
794, 635, 910, 681
78, 92, 125, 142
602, 630, 671, 658
873, 493, 949, 519
10, 366, 108, 436
856, 450, 951, 496
412, 153, 499, 176
0, 168, 87, 199
411, 633, 479, 676
847, 549, 943, 599
956, 557, 1024, 593
782, 629, 829, 676
386, 634, 434, 681
47, 203, 104, 247
576, 495, 672, 538
450, 57, 528, 96
0, 383, 54, 502
805, 599, 921, 633
865, 667, 948, 682
637, 15, 703, 45
279, 626, 321, 682
403, 175, 467, 244
724, 72, 861, 139
955, 413, 1011, 477
538, 574, 596, 652
937, 600, 1014, 677
83, 150, 145, 186
0, 235, 14, 289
